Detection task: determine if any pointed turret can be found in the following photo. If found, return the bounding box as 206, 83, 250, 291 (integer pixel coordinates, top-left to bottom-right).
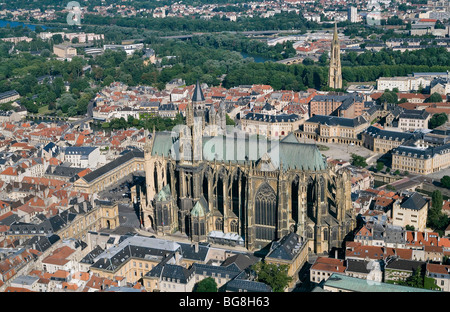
192, 80, 205, 103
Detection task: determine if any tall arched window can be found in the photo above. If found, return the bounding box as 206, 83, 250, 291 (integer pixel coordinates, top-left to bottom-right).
215, 218, 223, 231
230, 220, 238, 233
323, 228, 329, 241
255, 183, 277, 241
306, 227, 313, 240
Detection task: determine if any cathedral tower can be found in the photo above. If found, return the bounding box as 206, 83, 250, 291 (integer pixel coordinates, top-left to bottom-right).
328, 23, 342, 89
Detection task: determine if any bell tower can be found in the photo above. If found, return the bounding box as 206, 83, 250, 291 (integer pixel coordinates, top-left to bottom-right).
328, 22, 342, 90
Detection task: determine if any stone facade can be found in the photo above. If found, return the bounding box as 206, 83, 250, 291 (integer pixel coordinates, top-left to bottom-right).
139, 83, 356, 253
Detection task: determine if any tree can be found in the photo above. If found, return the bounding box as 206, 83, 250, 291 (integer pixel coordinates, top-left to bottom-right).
377, 91, 398, 105
429, 113, 448, 129
427, 190, 449, 236
351, 154, 368, 168
52, 34, 64, 44
302, 58, 314, 66
194, 277, 217, 292
431, 190, 443, 212
57, 93, 77, 114
376, 162, 384, 171
426, 92, 443, 103
251, 261, 292, 292
399, 266, 424, 289
225, 114, 235, 126
441, 175, 450, 189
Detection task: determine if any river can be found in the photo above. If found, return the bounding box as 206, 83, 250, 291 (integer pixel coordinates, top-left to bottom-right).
0, 19, 48, 30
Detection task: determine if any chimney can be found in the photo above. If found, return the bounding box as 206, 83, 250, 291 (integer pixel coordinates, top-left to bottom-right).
194, 242, 199, 253
414, 231, 417, 242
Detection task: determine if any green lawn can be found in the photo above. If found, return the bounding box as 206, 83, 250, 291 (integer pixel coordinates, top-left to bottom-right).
38, 105, 52, 115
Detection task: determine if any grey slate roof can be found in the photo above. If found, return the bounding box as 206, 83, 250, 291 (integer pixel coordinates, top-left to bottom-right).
178, 242, 209, 262
398, 109, 430, 120
364, 125, 418, 142
0, 90, 19, 101
221, 253, 259, 271
393, 142, 450, 160
223, 279, 272, 292
345, 259, 371, 274
266, 232, 303, 261
193, 262, 241, 279
306, 115, 367, 128
385, 258, 425, 272
80, 245, 105, 264
192, 80, 205, 102
24, 234, 60, 252
64, 146, 97, 155
82, 150, 144, 183
158, 263, 194, 284
400, 192, 428, 211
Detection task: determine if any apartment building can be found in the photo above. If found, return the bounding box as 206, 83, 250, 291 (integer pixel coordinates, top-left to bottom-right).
309, 94, 364, 118
391, 143, 450, 174
391, 192, 429, 231
299, 115, 368, 145
362, 125, 420, 153
240, 113, 303, 138
398, 109, 431, 132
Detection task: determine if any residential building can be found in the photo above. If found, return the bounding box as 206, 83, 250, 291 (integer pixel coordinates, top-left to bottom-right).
426, 263, 450, 292
53, 44, 77, 60
63, 147, 100, 168
298, 114, 368, 145
264, 232, 308, 288
345, 259, 383, 282
398, 109, 431, 132
377, 76, 431, 92
391, 192, 429, 232
0, 90, 20, 104
240, 113, 303, 138
384, 257, 426, 284
392, 143, 450, 175
144, 261, 196, 292
362, 125, 420, 153
309, 94, 364, 118
310, 257, 346, 284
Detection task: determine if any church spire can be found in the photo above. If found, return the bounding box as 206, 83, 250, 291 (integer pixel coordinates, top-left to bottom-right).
328, 22, 342, 90
192, 80, 205, 103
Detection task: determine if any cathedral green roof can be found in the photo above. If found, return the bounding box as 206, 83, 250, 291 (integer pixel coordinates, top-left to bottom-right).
156, 184, 171, 202
150, 132, 327, 172
151, 131, 175, 157
191, 197, 208, 217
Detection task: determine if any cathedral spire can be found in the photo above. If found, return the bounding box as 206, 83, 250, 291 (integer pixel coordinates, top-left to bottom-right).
192, 80, 205, 103
328, 22, 342, 90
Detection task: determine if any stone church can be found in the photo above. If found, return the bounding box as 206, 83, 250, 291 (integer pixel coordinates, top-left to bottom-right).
139, 81, 355, 253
